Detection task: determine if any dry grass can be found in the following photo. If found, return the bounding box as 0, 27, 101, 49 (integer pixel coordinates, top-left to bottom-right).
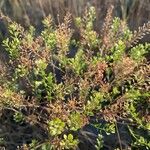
0, 0, 149, 29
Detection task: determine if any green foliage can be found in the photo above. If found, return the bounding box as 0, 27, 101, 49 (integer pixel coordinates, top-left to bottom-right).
130, 43, 150, 62
34, 59, 55, 100
111, 17, 132, 41
13, 111, 24, 123
69, 49, 87, 76
25, 26, 35, 44
95, 134, 103, 150
75, 6, 99, 49
111, 17, 121, 33
41, 15, 56, 50
85, 6, 96, 30
84, 91, 104, 116
67, 112, 83, 131
48, 118, 65, 136
128, 126, 150, 149
60, 134, 79, 149
41, 143, 54, 150
15, 65, 28, 78
29, 139, 38, 149
125, 89, 150, 129
104, 123, 116, 135
2, 22, 23, 59
75, 6, 96, 30
109, 40, 126, 62
93, 122, 116, 136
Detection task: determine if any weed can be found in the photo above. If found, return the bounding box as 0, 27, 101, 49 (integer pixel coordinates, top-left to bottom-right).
1, 5, 150, 150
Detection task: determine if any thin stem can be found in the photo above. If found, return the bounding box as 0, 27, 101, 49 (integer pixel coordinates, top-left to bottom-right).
115, 122, 123, 150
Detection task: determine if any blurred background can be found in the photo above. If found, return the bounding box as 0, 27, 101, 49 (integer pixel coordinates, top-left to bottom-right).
0, 0, 150, 31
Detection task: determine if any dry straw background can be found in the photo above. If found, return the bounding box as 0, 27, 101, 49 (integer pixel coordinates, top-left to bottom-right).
0, 0, 150, 30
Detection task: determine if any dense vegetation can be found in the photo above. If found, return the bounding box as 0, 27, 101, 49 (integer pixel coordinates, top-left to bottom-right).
0, 6, 150, 150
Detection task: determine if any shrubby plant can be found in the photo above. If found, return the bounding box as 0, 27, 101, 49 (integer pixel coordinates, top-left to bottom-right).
0, 5, 150, 150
